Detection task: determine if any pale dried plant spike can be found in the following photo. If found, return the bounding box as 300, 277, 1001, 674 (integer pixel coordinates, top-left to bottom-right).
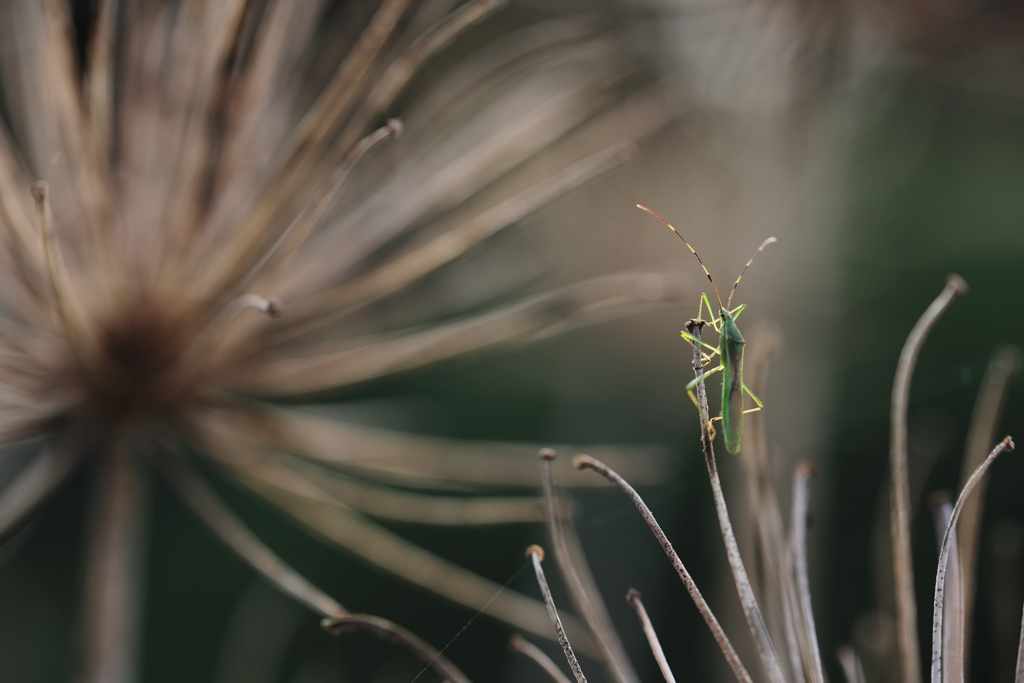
170, 293, 284, 395
836, 645, 866, 683
157, 451, 345, 619
337, 0, 505, 153
958, 344, 1021, 657
209, 404, 672, 490
237, 272, 684, 395
218, 448, 589, 650
287, 457, 553, 525
510, 634, 574, 683
235, 294, 283, 318
207, 0, 416, 287
528, 545, 588, 683
930, 493, 963, 683
31, 181, 89, 348
75, 0, 120, 286
892, 274, 968, 683
572, 454, 754, 683
684, 320, 787, 683
0, 131, 45, 296
159, 0, 251, 259
83, 0, 116, 160
232, 118, 403, 295
38, 0, 96, 220
81, 439, 145, 683
931, 436, 1014, 683
741, 327, 804, 683
539, 448, 639, 683
322, 614, 473, 683
273, 139, 638, 342
781, 551, 808, 683
287, 0, 413, 161
791, 461, 824, 683
626, 589, 676, 683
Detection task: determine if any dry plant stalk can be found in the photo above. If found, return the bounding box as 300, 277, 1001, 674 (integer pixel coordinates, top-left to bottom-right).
930, 493, 964, 683
0, 0, 687, 679
626, 589, 676, 683
519, 274, 1019, 683
958, 344, 1021, 658
539, 448, 639, 683
528, 544, 589, 683
321, 614, 473, 683
685, 318, 788, 683
890, 275, 968, 683
930, 437, 1015, 683
791, 462, 825, 683
572, 453, 753, 683
510, 633, 575, 683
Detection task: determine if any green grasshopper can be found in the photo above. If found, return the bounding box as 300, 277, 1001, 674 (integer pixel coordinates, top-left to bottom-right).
638, 205, 776, 453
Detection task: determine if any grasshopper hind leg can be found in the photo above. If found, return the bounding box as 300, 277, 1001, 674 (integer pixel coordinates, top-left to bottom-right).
740, 383, 764, 415
685, 365, 723, 442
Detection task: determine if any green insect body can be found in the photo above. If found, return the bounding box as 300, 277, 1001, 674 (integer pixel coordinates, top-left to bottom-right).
719, 309, 746, 454
638, 204, 774, 454
680, 297, 761, 454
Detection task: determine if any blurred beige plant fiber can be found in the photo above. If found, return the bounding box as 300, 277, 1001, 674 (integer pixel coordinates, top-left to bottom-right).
0, 0, 683, 680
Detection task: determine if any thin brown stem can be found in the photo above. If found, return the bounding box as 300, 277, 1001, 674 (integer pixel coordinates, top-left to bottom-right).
743, 326, 804, 683
528, 545, 588, 683
199, 0, 416, 296
165, 294, 283, 401
80, 437, 146, 683
931, 436, 1014, 683
572, 454, 753, 683
32, 182, 91, 357
83, 0, 116, 161
791, 462, 824, 683
539, 449, 638, 683
959, 345, 1020, 660
930, 493, 963, 683
892, 275, 968, 683
322, 614, 472, 683
209, 431, 590, 648
268, 140, 636, 345
626, 589, 676, 683
238, 119, 403, 294
334, 0, 504, 156
158, 452, 345, 619
685, 319, 787, 683
510, 634, 574, 683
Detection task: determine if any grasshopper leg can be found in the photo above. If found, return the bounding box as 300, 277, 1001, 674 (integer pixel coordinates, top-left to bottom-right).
708, 415, 720, 441
699, 293, 724, 333
740, 383, 764, 415
680, 329, 719, 354
685, 364, 723, 429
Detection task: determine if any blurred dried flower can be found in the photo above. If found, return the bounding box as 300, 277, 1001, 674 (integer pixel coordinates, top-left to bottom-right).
0, 0, 683, 679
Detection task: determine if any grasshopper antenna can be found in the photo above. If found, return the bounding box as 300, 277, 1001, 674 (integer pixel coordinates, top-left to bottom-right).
726, 236, 776, 310
637, 204, 723, 310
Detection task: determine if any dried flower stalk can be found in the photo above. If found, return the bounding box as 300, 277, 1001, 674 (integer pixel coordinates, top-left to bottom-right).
684, 318, 787, 683
889, 276, 968, 683
0, 0, 682, 678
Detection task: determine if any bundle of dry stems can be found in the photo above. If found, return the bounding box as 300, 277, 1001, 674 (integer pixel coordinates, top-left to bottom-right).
507, 276, 1021, 683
